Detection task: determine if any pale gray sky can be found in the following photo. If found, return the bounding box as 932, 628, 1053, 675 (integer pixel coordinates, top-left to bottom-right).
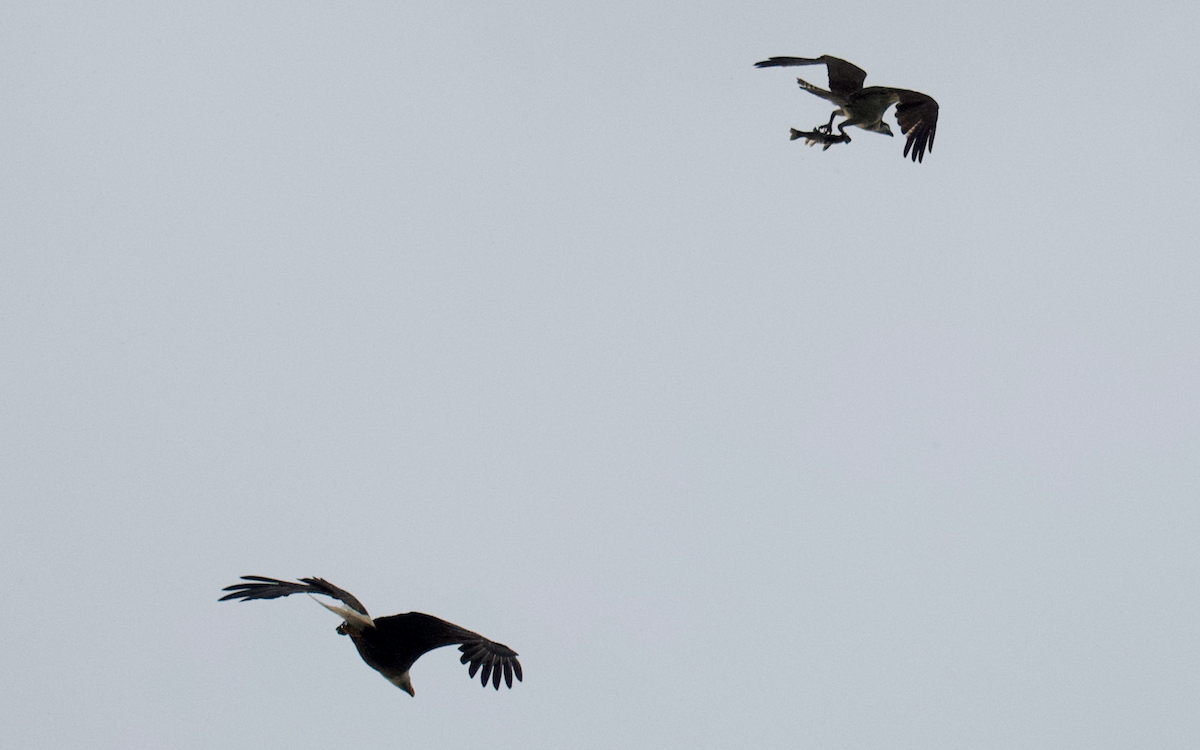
3, 2, 1199, 749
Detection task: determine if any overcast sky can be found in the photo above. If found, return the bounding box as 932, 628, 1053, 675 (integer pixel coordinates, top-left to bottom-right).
3, 2, 1199, 749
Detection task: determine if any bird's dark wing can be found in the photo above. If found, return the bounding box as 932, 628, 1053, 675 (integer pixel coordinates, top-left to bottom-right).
894, 90, 938, 163
754, 55, 867, 95
374, 612, 523, 689
219, 575, 371, 618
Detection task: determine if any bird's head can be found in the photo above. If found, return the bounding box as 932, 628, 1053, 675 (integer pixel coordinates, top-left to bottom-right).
870, 122, 894, 137
382, 671, 417, 696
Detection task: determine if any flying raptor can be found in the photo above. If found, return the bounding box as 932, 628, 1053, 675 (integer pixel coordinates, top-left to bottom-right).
220, 576, 522, 696
755, 55, 938, 162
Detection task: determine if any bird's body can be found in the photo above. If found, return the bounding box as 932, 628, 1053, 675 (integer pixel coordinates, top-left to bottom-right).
755, 55, 938, 162
220, 576, 522, 696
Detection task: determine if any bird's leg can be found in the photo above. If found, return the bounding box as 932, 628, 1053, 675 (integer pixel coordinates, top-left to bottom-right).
836, 122, 852, 143
817, 110, 838, 135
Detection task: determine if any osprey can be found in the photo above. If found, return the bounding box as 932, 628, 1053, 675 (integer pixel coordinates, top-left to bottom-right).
755, 55, 938, 162
220, 576, 522, 696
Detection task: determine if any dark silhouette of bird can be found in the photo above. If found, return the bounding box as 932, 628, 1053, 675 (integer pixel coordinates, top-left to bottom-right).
755, 55, 938, 162
220, 576, 522, 696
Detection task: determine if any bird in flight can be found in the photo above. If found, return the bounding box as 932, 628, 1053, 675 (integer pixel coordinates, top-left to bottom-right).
220, 575, 522, 696
755, 55, 938, 162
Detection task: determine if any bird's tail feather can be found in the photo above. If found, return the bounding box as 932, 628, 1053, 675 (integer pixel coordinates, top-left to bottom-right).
795, 78, 838, 102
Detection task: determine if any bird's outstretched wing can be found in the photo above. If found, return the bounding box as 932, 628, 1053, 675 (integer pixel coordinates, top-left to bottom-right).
220, 576, 374, 628
893, 90, 938, 163
754, 55, 867, 95
374, 612, 524, 689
